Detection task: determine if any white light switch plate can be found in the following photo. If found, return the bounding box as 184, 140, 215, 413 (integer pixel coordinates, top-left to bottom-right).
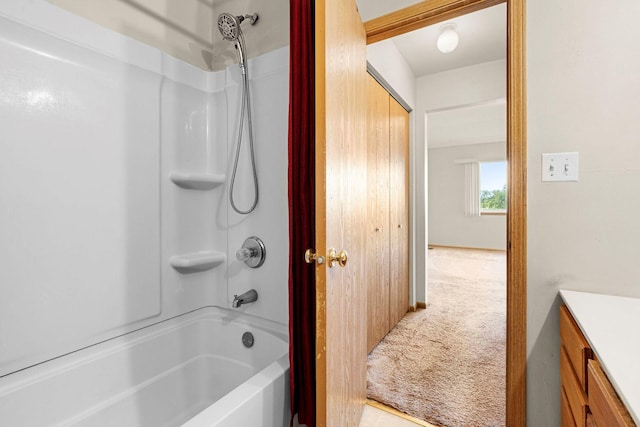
542, 152, 579, 182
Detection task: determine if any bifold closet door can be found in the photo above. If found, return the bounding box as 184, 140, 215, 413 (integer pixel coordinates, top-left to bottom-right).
366, 74, 390, 353
389, 96, 410, 328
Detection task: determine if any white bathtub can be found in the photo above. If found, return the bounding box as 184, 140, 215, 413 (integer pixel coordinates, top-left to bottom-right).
0, 307, 290, 427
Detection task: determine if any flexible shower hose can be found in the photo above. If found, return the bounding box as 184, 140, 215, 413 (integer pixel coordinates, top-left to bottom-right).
229, 34, 259, 215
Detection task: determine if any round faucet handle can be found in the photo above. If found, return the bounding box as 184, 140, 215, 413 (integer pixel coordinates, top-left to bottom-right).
236, 247, 253, 261
237, 236, 266, 268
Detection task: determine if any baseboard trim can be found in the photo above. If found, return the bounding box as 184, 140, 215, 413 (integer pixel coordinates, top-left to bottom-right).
409, 304, 417, 312
416, 302, 426, 309
366, 399, 437, 427
428, 244, 506, 252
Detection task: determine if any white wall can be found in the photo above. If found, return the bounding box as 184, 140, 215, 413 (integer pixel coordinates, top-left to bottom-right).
527, 1, 640, 425
0, 2, 289, 377
355, 0, 422, 22
416, 59, 506, 302
367, 40, 416, 109
416, 59, 506, 112
428, 142, 506, 250
46, 0, 290, 71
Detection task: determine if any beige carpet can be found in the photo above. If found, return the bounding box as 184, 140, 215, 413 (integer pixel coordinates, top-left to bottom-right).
367, 247, 506, 427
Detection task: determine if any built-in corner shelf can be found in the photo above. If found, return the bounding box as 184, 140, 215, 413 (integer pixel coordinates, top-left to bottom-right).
169, 172, 225, 190
170, 251, 226, 273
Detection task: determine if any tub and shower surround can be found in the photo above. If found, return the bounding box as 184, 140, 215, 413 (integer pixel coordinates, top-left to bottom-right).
0, 1, 290, 425
0, 10, 225, 378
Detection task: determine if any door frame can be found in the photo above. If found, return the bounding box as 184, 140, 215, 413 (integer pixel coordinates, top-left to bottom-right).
363, 1, 527, 426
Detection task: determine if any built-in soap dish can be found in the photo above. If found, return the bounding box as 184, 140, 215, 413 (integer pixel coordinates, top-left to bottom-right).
169, 172, 225, 190
170, 251, 226, 273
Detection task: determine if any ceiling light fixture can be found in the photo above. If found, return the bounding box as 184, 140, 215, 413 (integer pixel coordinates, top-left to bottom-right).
437, 23, 459, 53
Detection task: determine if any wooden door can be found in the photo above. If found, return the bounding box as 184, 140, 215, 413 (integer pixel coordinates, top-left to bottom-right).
388, 97, 410, 327
366, 74, 390, 353
315, 0, 368, 426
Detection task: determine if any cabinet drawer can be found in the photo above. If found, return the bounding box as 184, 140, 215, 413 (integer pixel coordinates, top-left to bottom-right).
561, 346, 588, 427
560, 304, 592, 391
562, 388, 578, 427
587, 360, 636, 427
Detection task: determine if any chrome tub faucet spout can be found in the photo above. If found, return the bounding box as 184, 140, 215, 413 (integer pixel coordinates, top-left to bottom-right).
232, 289, 258, 308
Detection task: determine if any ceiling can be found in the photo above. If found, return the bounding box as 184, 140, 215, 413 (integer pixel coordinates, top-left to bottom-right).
356, 0, 507, 148
390, 4, 506, 77
357, 1, 506, 77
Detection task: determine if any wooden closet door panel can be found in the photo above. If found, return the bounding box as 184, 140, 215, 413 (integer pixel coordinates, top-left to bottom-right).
366, 75, 390, 353
388, 97, 410, 328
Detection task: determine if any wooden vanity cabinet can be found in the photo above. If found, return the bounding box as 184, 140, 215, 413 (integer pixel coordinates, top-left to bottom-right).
560, 304, 636, 427
588, 359, 636, 427
560, 345, 588, 427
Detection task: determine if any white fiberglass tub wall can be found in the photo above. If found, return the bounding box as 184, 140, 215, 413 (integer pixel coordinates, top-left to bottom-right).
0, 0, 290, 425
225, 48, 289, 324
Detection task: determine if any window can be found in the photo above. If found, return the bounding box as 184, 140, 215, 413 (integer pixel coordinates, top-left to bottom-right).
480, 161, 507, 214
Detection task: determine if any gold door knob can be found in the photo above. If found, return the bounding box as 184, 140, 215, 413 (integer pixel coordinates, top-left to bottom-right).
327, 248, 348, 268
305, 249, 325, 265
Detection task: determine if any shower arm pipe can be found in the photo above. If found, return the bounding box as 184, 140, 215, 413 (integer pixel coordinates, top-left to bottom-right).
242, 13, 259, 25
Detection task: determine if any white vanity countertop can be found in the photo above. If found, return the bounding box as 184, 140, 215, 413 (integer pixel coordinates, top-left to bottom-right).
559, 290, 640, 425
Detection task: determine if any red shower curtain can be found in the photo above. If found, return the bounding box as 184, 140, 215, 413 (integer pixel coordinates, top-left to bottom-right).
288, 0, 316, 426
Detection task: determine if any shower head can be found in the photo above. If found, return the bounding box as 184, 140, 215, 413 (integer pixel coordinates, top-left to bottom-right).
217, 12, 259, 41
217, 12, 259, 73
218, 13, 242, 41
